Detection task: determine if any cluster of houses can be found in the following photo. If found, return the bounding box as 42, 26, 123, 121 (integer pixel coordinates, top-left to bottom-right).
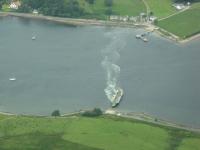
8, 0, 39, 14
9, 1, 21, 9
110, 13, 157, 23
109, 1, 191, 23
172, 2, 191, 10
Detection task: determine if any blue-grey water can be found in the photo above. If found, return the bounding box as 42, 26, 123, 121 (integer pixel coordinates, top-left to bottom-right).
0, 16, 200, 128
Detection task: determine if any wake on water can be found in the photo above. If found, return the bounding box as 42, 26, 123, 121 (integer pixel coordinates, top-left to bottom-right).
101, 31, 126, 103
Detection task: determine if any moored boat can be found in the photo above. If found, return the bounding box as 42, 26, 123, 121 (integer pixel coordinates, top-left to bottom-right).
32, 36, 36, 40
136, 34, 141, 39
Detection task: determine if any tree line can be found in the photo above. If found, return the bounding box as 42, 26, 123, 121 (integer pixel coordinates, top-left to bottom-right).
0, 0, 115, 18
2, 0, 199, 18
18, 0, 84, 17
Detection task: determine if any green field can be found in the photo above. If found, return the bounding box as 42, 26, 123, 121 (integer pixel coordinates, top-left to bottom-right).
145, 0, 176, 18
0, 114, 199, 150
1, 4, 11, 12
157, 3, 200, 39
79, 0, 146, 19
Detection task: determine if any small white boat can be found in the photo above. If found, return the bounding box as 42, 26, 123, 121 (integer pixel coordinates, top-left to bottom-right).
32, 36, 36, 40
9, 78, 16, 81
142, 37, 148, 42
136, 34, 141, 39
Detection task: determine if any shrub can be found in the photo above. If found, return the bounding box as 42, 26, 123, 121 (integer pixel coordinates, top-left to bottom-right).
51, 110, 60, 117
82, 108, 103, 117
104, 0, 113, 7
86, 0, 95, 4
105, 7, 112, 15
154, 19, 158, 25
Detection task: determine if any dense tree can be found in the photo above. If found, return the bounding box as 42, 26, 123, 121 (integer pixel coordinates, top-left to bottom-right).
85, 0, 95, 4
149, 11, 153, 16
104, 0, 113, 7
51, 110, 60, 117
105, 7, 112, 15
18, 0, 85, 17
0, 0, 11, 9
82, 108, 103, 117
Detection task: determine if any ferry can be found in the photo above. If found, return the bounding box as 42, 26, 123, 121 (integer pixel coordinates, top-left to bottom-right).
111, 88, 123, 107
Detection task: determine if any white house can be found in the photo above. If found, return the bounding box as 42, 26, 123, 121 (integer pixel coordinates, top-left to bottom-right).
119, 16, 129, 22
110, 15, 119, 21
173, 3, 185, 10
33, 9, 39, 14
129, 16, 137, 22
149, 16, 157, 22
9, 1, 21, 9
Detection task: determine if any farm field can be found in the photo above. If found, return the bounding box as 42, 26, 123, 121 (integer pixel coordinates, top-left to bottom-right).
157, 2, 200, 38
78, 0, 146, 19
0, 114, 199, 150
145, 0, 176, 18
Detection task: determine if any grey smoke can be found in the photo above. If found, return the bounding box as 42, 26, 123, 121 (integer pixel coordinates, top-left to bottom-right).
101, 31, 126, 103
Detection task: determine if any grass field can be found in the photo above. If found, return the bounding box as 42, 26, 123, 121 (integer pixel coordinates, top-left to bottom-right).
0, 114, 199, 150
78, 0, 146, 19
157, 2, 200, 39
178, 138, 200, 150
2, 4, 11, 12
145, 0, 176, 18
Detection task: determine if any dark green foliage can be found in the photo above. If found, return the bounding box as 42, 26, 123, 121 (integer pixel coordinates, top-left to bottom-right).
65, 0, 84, 17
166, 129, 195, 150
51, 110, 60, 117
18, 4, 32, 13
0, 132, 102, 150
18, 0, 85, 17
105, 7, 112, 15
85, 0, 95, 4
0, 0, 7, 9
154, 19, 158, 25
82, 108, 103, 117
104, 0, 113, 7
149, 11, 154, 16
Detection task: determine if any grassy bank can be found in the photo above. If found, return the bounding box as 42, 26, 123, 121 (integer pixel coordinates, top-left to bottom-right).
157, 2, 200, 39
0, 114, 199, 150
145, 0, 176, 18
78, 0, 146, 19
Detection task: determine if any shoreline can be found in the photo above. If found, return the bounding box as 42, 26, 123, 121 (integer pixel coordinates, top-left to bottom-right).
154, 26, 200, 44
104, 109, 200, 133
0, 12, 147, 28
180, 33, 200, 43
0, 109, 200, 133
1, 11, 199, 43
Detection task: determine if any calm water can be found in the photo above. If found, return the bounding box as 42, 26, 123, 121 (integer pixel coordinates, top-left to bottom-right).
0, 16, 200, 128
